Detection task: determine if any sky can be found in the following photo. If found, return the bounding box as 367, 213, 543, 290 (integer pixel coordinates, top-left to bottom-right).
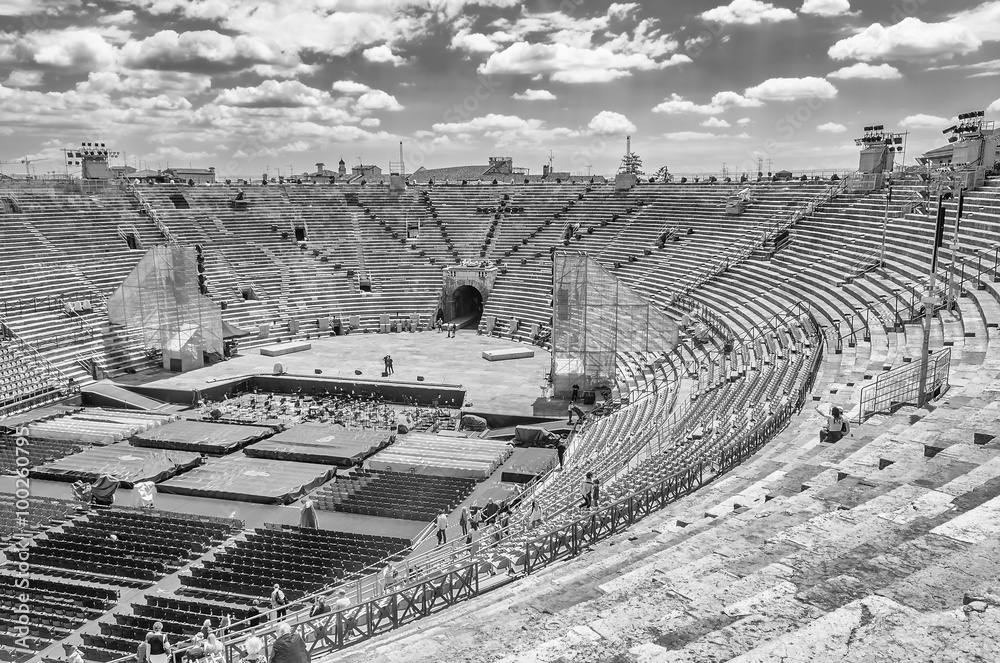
1, 0, 999, 179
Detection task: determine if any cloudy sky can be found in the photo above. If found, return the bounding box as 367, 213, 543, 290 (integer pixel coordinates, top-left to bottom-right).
1, 0, 999, 179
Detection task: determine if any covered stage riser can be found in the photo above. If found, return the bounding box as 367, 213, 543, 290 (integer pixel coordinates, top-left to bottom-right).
30, 443, 202, 487
243, 423, 392, 466
156, 456, 336, 505
130, 419, 275, 454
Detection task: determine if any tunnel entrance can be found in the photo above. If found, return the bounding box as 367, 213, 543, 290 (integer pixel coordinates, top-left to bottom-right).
451, 285, 483, 325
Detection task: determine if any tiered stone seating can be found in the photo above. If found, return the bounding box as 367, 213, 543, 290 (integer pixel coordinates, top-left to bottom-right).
313, 468, 477, 521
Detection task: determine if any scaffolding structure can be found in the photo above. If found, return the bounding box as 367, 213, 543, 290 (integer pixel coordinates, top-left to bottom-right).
107, 245, 223, 372
551, 251, 679, 396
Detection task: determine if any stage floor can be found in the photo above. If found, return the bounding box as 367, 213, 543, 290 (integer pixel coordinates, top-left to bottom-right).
121, 330, 552, 416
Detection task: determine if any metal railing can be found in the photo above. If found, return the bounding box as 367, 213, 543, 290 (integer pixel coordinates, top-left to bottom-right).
669, 177, 852, 301
856, 348, 951, 423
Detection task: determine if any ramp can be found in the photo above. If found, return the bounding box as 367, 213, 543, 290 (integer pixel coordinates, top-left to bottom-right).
82, 382, 173, 411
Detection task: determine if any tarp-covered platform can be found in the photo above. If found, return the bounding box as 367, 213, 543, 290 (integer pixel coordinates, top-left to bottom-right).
131, 419, 274, 454
243, 423, 391, 466
30, 443, 201, 487
156, 456, 335, 504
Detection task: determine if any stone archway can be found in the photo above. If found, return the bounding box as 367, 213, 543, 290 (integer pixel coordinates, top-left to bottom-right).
451, 285, 484, 323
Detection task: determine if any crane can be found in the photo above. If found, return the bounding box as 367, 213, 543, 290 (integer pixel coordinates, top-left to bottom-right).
0, 158, 47, 178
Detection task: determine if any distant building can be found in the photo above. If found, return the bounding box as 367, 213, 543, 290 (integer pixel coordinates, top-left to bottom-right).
338, 158, 347, 178
409, 157, 529, 183
110, 165, 137, 179
163, 167, 216, 184
304, 162, 339, 183
351, 164, 382, 180
918, 130, 1000, 169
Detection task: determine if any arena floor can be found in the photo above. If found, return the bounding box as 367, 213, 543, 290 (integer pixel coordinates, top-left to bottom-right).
123, 329, 555, 417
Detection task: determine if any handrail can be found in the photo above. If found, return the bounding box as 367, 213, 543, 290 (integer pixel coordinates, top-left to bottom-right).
669, 177, 852, 301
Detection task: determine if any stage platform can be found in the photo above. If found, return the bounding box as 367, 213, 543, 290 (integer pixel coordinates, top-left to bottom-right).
482, 347, 535, 361
244, 423, 390, 466
156, 456, 336, 505
131, 419, 275, 454
501, 447, 558, 483
30, 443, 202, 487
115, 331, 551, 417
260, 341, 312, 357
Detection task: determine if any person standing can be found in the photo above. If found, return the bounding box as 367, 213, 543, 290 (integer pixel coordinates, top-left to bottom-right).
570, 384, 579, 403
528, 500, 543, 527
580, 472, 595, 509
459, 505, 470, 537
299, 499, 318, 529
556, 440, 566, 469
269, 622, 308, 663
436, 512, 448, 545
145, 622, 170, 663
591, 479, 601, 509
387, 355, 394, 375
271, 584, 288, 620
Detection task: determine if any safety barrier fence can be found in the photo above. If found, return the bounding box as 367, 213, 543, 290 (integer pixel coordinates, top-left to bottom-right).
856, 348, 951, 424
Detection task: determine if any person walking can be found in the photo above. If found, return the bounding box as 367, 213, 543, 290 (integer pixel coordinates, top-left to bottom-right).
436, 512, 448, 545
556, 440, 566, 469
271, 584, 288, 620
580, 472, 595, 509
528, 500, 543, 527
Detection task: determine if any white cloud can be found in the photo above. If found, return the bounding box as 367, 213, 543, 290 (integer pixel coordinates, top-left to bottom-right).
701, 117, 731, 128
479, 40, 677, 84
817, 122, 847, 133
948, 1, 1000, 43
652, 90, 762, 115
827, 62, 902, 80
652, 93, 724, 115
512, 89, 557, 101
899, 114, 953, 129
0, 29, 117, 72
430, 112, 580, 148
120, 30, 299, 73
744, 77, 838, 101
98, 9, 135, 25
360, 117, 381, 127
663, 131, 727, 141
587, 111, 636, 135
4, 71, 44, 88
608, 2, 641, 19
986, 98, 1000, 112
363, 45, 405, 65
332, 80, 371, 95
355, 89, 404, 112
828, 18, 981, 62
737, 117, 752, 127
701, 0, 796, 25
710, 90, 764, 108
214, 80, 328, 108
800, 0, 852, 16
0, 0, 77, 16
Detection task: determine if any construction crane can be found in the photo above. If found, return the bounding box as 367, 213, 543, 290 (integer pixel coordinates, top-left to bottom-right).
0, 158, 47, 178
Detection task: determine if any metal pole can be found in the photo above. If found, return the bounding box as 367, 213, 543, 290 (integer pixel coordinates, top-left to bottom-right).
917, 195, 944, 406
880, 187, 891, 267
947, 189, 964, 310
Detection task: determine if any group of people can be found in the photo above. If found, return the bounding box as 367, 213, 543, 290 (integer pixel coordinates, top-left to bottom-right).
436, 319, 459, 337
580, 471, 601, 509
